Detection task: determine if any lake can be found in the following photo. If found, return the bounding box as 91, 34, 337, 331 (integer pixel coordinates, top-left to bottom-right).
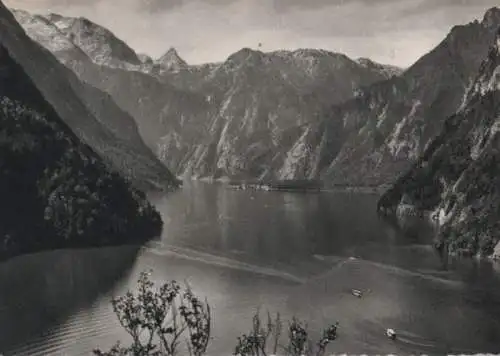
1, 182, 500, 355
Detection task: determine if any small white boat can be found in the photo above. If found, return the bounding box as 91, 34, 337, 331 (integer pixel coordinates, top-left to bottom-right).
386, 328, 396, 340
351, 289, 363, 298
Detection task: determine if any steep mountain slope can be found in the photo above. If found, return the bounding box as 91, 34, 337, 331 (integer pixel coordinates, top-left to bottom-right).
2, 6, 177, 191
378, 26, 500, 257
13, 10, 399, 180
0, 42, 162, 260
12, 9, 215, 165
316, 7, 500, 186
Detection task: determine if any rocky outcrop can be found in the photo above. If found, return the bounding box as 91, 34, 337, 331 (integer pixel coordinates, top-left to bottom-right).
378, 25, 500, 257
356, 57, 404, 79
0, 40, 163, 260
158, 47, 188, 73
2, 6, 178, 191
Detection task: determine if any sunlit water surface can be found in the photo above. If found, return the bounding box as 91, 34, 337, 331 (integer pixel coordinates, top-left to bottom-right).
1, 182, 500, 355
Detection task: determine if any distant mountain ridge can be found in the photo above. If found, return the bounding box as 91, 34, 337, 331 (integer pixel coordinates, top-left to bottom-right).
13, 8, 400, 181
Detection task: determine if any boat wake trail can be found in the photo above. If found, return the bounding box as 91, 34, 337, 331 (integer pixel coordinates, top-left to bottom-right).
141, 242, 306, 284
311, 254, 463, 288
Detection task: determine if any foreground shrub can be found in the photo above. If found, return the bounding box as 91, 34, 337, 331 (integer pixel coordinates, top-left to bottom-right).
234, 312, 338, 356
94, 271, 339, 356
93, 270, 210, 356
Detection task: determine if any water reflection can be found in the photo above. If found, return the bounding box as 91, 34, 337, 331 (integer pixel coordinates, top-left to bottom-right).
0, 246, 140, 352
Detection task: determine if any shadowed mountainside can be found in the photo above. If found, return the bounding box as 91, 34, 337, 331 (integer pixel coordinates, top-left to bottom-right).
316, 7, 500, 187
0, 40, 162, 260
378, 25, 500, 257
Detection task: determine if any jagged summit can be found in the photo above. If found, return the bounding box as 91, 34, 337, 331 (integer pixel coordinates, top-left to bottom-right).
10, 9, 82, 54
39, 12, 141, 66
292, 48, 335, 57
158, 47, 188, 71
482, 7, 500, 29
226, 47, 264, 61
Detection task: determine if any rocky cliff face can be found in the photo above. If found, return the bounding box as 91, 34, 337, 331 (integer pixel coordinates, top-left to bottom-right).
0, 41, 162, 260
13, 9, 400, 181
316, 8, 500, 186
164, 47, 396, 180
378, 25, 500, 257
5, 7, 178, 191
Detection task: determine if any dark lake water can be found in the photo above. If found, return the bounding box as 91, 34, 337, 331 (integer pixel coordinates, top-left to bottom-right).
1, 182, 500, 355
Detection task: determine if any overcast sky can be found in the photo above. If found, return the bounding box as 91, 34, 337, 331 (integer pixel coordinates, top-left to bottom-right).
5, 0, 500, 67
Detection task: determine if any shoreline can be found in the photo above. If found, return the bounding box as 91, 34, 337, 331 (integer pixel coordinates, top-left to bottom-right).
226, 183, 390, 195
190, 178, 392, 194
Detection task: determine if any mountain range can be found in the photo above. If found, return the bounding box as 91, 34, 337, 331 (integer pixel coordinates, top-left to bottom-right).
12, 9, 404, 180
12, 7, 500, 188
